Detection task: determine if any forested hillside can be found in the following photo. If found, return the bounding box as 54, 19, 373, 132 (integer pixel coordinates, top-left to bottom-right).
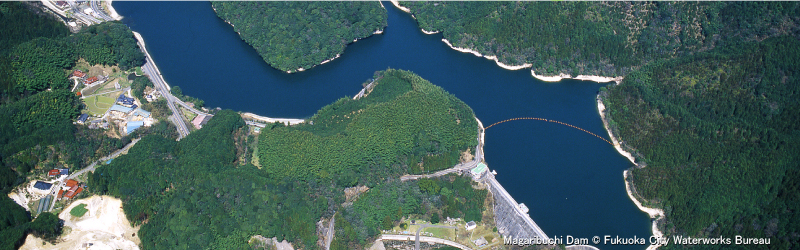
0, 4, 146, 249
90, 70, 486, 249
8, 21, 144, 95
400, 2, 800, 77
212, 2, 387, 73
601, 36, 800, 249
259, 69, 478, 184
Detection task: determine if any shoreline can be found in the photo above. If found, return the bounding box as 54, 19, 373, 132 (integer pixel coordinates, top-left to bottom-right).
389, 1, 625, 84
598, 96, 665, 250
105, 0, 123, 21
390, 0, 411, 13
533, 71, 624, 84
131, 31, 170, 91
442, 39, 532, 71
421, 29, 439, 35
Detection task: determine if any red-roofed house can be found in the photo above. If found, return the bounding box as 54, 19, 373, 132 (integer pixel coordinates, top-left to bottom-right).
64, 186, 83, 199
57, 190, 64, 199
84, 76, 99, 85
72, 70, 86, 78
48, 169, 60, 176
66, 179, 78, 188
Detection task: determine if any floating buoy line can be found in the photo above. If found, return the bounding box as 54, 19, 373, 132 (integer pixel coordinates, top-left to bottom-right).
484, 117, 613, 145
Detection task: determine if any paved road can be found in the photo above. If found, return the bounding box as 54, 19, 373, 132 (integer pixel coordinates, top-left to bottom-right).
81, 87, 130, 99
141, 58, 189, 139
132, 31, 189, 139
66, 138, 141, 180
90, 0, 115, 21
412, 224, 457, 250
173, 98, 212, 117
48, 138, 140, 211
67, 1, 102, 25
379, 234, 471, 250
400, 143, 482, 181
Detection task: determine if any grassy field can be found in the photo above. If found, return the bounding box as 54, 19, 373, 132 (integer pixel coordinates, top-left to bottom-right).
86, 95, 115, 115
180, 107, 197, 123
69, 204, 88, 217
424, 227, 456, 239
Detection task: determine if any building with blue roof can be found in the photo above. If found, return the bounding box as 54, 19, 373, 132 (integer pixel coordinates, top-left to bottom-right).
77, 114, 89, 124
33, 181, 52, 190
130, 109, 151, 118
126, 121, 144, 134
108, 104, 134, 114
117, 93, 135, 106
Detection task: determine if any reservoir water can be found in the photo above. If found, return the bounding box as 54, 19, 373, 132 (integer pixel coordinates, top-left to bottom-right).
115, 2, 652, 249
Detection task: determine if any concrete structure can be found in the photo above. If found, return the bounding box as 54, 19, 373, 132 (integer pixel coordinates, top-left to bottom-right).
191, 114, 210, 129
108, 104, 134, 114
126, 120, 144, 134
486, 173, 549, 241
465, 221, 477, 231
471, 163, 487, 179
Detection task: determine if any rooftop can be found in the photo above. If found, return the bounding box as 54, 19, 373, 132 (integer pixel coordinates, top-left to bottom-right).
34, 181, 52, 190
471, 162, 488, 175
109, 104, 134, 114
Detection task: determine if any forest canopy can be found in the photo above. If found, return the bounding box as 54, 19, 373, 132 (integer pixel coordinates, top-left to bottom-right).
212, 1, 387, 73
602, 36, 800, 249
400, 2, 800, 77
258, 69, 479, 185
89, 70, 484, 249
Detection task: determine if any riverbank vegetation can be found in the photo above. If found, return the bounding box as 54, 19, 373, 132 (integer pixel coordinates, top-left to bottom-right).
602, 36, 800, 248
401, 2, 799, 77
212, 1, 387, 73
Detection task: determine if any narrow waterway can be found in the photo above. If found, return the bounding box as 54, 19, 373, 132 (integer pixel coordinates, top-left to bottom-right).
114, 2, 652, 249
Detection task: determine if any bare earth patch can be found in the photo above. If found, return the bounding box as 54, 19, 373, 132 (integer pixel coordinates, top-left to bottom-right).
21, 195, 140, 250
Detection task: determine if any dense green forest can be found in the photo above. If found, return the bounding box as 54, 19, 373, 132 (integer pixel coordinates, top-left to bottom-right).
258, 69, 478, 184
333, 175, 487, 249
8, 21, 144, 95
601, 36, 800, 249
0, 2, 70, 102
212, 1, 387, 72
89, 70, 486, 249
401, 2, 800, 77
0, 4, 152, 248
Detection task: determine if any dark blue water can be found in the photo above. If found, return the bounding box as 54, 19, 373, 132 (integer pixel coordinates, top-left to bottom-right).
115, 2, 652, 249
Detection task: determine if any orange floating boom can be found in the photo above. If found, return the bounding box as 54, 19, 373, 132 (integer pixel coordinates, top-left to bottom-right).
484, 117, 612, 145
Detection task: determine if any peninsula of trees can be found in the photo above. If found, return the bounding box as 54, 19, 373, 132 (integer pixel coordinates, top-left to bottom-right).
89, 69, 487, 249
212, 2, 387, 73
400, 2, 799, 77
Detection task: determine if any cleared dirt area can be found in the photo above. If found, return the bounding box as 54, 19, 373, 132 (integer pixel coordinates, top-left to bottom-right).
21, 195, 140, 250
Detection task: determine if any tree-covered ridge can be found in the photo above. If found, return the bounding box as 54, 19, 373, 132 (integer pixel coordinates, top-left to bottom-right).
401, 2, 800, 77
212, 1, 387, 73
8, 21, 144, 94
0, 2, 70, 100
259, 69, 478, 185
601, 36, 800, 248
87, 70, 484, 249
